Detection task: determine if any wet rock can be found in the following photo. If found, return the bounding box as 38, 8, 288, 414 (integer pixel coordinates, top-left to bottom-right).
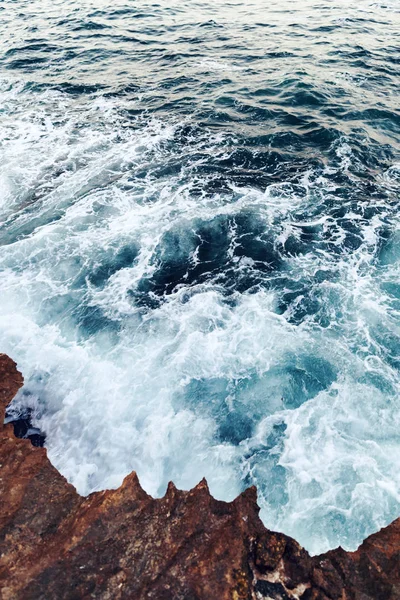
1, 353, 400, 599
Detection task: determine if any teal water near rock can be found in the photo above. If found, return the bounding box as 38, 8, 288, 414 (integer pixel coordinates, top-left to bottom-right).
0, 0, 399, 554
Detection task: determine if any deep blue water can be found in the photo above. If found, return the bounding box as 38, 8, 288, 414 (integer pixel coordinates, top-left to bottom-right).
0, 0, 399, 554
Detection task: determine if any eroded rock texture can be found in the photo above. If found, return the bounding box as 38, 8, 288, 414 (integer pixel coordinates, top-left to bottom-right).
1, 353, 400, 600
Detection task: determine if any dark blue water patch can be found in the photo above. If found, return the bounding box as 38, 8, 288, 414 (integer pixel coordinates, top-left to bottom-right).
178, 355, 337, 446
0, 212, 64, 247
231, 212, 282, 264
52, 81, 107, 95
276, 270, 349, 328
136, 154, 190, 180
5, 407, 46, 447
370, 224, 393, 258
156, 51, 203, 65
132, 212, 284, 305
159, 74, 199, 90
106, 82, 141, 98
88, 245, 140, 288
106, 34, 153, 46
280, 87, 330, 108
70, 21, 112, 31
234, 358, 337, 412
342, 108, 400, 131
277, 284, 323, 326
5, 56, 48, 70
198, 19, 224, 29
177, 377, 258, 445
104, 7, 162, 19
347, 59, 398, 79
196, 145, 322, 187
311, 25, 339, 33
134, 218, 230, 299
5, 43, 60, 56
218, 412, 254, 445
119, 164, 398, 310
75, 304, 121, 338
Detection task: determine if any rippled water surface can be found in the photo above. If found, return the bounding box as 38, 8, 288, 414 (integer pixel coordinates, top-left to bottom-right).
1, 0, 399, 554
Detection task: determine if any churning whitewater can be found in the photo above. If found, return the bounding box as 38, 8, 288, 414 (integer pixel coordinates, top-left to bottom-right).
1, 0, 399, 555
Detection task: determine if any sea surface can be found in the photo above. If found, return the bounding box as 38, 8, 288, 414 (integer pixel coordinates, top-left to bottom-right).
0, 0, 399, 555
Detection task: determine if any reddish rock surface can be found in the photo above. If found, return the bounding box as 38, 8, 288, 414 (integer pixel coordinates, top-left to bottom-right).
1, 352, 400, 599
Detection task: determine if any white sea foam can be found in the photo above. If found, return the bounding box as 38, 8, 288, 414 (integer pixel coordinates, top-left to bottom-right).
1, 78, 400, 555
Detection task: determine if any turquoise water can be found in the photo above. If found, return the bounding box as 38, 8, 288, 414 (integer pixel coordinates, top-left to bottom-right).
0, 0, 399, 554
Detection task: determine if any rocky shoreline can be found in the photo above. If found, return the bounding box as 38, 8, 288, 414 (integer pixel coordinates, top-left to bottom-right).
0, 353, 399, 600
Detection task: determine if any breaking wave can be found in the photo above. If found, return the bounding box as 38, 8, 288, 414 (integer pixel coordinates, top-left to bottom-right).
1, 0, 399, 555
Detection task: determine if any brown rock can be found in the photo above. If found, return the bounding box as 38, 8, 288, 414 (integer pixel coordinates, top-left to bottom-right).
0, 354, 23, 421
0, 353, 400, 599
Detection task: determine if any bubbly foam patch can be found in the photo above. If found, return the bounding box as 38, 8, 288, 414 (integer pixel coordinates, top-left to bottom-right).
1, 79, 400, 555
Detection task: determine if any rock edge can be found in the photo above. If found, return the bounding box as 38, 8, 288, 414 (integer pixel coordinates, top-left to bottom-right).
1, 353, 399, 600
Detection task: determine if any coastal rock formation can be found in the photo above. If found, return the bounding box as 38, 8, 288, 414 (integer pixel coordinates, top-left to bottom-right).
0, 353, 399, 600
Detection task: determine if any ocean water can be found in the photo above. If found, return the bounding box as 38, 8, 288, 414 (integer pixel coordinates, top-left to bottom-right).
0, 0, 399, 555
